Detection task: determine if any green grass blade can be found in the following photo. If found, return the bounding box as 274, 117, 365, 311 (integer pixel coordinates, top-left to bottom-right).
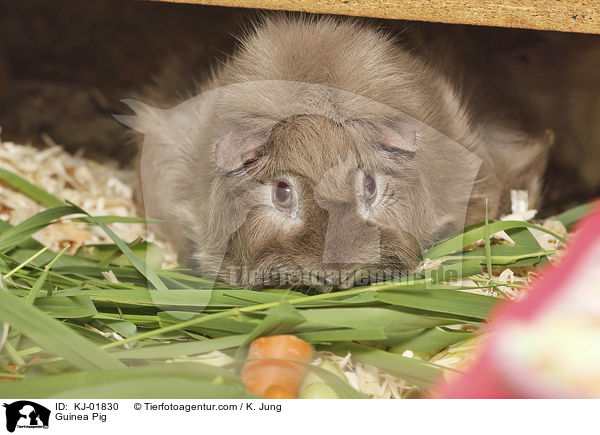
374, 288, 499, 321
484, 199, 493, 282
504, 227, 541, 249
2, 246, 48, 280
0, 168, 64, 207
75, 289, 212, 308
68, 216, 163, 224
552, 201, 596, 229
25, 245, 70, 304
101, 319, 138, 339
442, 244, 552, 265
110, 334, 249, 360
390, 327, 474, 359
424, 220, 565, 259
300, 308, 453, 332
421, 259, 482, 282
0, 206, 79, 251
299, 362, 365, 398
76, 241, 163, 269
0, 363, 254, 399
0, 220, 44, 250
34, 296, 97, 318
158, 312, 258, 336
0, 289, 125, 370
242, 302, 305, 344
322, 342, 445, 389
297, 328, 388, 342
65, 202, 167, 291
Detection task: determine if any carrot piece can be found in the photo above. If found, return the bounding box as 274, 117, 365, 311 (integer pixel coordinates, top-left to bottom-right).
241, 334, 313, 398
264, 385, 296, 399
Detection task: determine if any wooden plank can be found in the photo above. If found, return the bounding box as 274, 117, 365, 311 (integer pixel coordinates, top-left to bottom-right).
152, 0, 600, 34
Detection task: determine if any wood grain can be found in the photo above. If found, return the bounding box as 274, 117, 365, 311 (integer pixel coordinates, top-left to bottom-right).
152, 0, 600, 34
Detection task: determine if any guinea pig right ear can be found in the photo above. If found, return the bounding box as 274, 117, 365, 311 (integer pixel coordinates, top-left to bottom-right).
377, 121, 418, 155
215, 129, 268, 172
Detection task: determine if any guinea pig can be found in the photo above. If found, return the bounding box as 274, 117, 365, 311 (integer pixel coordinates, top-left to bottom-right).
119, 16, 551, 290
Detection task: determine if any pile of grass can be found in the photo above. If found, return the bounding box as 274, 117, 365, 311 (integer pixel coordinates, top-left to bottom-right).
0, 168, 592, 398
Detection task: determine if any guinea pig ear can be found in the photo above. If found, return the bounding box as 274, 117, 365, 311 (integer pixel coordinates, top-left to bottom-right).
112, 99, 164, 133
215, 128, 268, 172
377, 121, 418, 155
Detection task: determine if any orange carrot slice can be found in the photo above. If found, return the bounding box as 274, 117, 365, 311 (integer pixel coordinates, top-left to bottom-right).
264, 385, 297, 399
241, 334, 313, 398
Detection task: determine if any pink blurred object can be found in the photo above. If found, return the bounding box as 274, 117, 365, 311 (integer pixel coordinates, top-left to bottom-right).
437, 203, 600, 398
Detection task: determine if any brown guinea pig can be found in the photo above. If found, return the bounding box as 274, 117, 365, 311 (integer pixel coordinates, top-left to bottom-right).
119, 16, 550, 290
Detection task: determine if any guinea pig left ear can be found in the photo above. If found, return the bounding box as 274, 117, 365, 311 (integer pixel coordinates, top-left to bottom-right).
113, 99, 165, 133
215, 129, 267, 172
377, 121, 418, 155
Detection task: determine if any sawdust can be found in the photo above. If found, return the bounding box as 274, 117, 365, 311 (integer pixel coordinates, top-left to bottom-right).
0, 138, 177, 266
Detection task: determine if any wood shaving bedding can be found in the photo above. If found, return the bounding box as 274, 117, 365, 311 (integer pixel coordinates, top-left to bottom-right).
0, 138, 177, 266
313, 351, 409, 399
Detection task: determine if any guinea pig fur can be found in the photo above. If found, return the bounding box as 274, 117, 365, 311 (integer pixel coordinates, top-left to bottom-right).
123, 15, 551, 291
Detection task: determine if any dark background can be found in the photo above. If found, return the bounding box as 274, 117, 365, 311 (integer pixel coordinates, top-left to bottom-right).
0, 0, 253, 159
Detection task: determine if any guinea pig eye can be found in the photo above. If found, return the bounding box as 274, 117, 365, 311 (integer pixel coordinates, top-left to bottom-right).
363, 173, 377, 203
272, 180, 293, 211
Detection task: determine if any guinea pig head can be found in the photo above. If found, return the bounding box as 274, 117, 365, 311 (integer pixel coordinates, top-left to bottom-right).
209, 114, 432, 290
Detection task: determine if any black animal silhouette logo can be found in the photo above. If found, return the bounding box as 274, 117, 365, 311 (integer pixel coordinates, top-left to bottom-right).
3, 401, 50, 433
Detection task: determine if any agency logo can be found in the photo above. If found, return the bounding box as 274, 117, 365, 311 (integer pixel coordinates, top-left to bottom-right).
3, 401, 50, 433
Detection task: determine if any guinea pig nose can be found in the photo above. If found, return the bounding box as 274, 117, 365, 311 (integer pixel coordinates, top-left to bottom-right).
320, 207, 382, 265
